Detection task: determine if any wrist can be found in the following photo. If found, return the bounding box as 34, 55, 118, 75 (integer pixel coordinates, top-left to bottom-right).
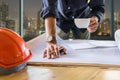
46, 35, 57, 44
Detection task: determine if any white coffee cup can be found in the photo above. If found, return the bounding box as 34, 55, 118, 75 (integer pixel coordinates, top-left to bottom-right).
74, 18, 90, 28
115, 29, 120, 50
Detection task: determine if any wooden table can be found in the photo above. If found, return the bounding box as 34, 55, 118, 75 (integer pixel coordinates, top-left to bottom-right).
1, 38, 120, 80
1, 66, 120, 80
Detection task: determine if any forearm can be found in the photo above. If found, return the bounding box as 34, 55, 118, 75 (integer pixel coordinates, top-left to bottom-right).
45, 17, 56, 37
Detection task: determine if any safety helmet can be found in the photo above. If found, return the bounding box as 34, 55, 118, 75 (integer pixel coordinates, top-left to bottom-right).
0, 27, 32, 75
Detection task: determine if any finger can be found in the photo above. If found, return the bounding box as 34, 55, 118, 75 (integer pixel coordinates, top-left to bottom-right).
49, 45, 54, 52
91, 26, 98, 33
59, 46, 67, 55
47, 48, 51, 59
90, 19, 96, 25
90, 17, 98, 25
63, 48, 67, 55
93, 23, 98, 30
87, 26, 97, 33
54, 46, 60, 57
89, 21, 97, 28
51, 53, 56, 59
89, 23, 98, 30
90, 21, 96, 25
88, 24, 95, 30
42, 49, 47, 58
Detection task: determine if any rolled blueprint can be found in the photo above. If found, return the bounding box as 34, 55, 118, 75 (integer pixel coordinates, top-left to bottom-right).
115, 29, 120, 50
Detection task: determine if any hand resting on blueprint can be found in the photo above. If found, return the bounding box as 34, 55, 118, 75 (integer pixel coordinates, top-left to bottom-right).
27, 33, 73, 59
42, 43, 67, 59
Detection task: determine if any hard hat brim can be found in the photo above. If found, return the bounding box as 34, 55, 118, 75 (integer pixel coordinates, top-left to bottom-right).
0, 62, 27, 75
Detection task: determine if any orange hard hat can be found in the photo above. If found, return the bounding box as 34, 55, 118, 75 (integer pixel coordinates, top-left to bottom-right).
0, 27, 32, 75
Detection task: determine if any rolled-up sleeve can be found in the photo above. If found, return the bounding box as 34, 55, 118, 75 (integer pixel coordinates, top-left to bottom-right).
89, 0, 105, 22
41, 0, 57, 19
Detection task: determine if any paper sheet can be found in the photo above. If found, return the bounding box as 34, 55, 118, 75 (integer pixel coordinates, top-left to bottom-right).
66, 40, 117, 50
27, 33, 120, 67
27, 33, 74, 62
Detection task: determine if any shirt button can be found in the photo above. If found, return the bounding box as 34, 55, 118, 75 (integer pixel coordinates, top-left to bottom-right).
72, 16, 74, 19
67, 6, 71, 9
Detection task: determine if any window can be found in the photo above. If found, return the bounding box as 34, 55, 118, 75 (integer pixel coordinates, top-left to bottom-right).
114, 0, 120, 31
0, 0, 19, 33
1, 0, 119, 41
91, 0, 114, 40
23, 0, 44, 41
